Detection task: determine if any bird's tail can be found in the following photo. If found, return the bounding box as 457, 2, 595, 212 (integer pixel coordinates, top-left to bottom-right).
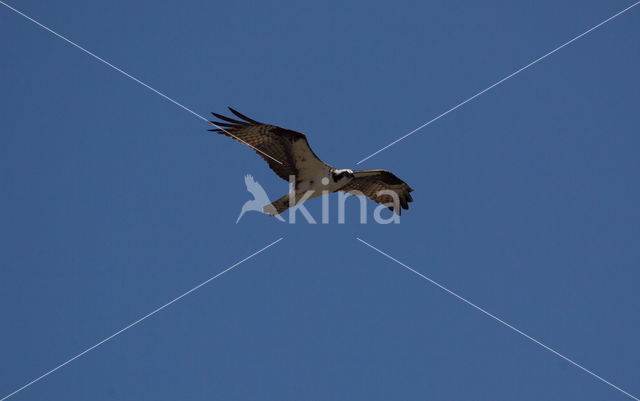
263, 193, 292, 216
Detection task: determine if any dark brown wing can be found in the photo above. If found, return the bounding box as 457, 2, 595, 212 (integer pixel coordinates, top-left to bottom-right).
209, 107, 327, 181
339, 169, 414, 215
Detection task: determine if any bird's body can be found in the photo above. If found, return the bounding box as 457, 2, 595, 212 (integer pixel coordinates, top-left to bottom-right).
263, 168, 357, 215
210, 108, 413, 216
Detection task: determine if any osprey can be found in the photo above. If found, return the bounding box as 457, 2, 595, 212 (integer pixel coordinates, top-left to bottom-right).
209, 108, 414, 215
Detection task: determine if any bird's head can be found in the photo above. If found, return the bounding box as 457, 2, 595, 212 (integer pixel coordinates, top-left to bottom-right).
332, 169, 355, 182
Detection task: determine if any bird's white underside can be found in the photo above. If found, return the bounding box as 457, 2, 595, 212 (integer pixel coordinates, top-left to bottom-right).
261, 139, 355, 215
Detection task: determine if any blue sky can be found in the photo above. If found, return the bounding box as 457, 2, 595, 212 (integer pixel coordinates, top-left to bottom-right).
1, 0, 639, 400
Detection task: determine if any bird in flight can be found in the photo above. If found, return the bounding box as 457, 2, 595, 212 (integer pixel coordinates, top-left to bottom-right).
210, 108, 413, 216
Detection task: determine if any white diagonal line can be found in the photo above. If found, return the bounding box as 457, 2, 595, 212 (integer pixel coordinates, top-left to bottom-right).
0, 237, 284, 401
356, 237, 639, 401
0, 0, 283, 165
356, 1, 640, 165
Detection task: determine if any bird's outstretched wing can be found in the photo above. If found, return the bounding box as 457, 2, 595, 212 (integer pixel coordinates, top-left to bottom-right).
339, 169, 414, 215
209, 108, 328, 181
